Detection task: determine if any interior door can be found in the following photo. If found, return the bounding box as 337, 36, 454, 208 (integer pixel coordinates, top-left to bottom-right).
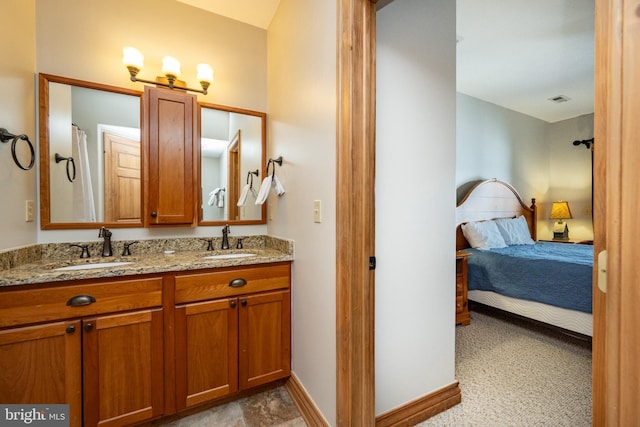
104, 131, 141, 223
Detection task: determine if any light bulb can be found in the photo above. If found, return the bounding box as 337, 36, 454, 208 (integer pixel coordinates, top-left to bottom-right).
122, 47, 144, 70
162, 56, 181, 78
197, 64, 214, 84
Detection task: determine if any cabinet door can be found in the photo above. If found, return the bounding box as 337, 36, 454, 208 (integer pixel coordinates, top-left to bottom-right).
144, 86, 197, 226
175, 298, 239, 411
0, 320, 82, 427
239, 290, 291, 390
83, 309, 164, 427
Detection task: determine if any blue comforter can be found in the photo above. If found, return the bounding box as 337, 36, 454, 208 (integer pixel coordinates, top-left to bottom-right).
466, 242, 593, 313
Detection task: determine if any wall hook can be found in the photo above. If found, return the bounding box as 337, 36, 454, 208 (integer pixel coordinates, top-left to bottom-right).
0, 127, 35, 170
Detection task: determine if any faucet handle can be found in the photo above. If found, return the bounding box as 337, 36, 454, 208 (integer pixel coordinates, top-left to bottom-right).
70, 244, 91, 259
202, 238, 214, 251
122, 241, 139, 257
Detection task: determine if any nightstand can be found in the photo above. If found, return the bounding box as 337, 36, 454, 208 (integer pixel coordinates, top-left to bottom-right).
456, 251, 471, 326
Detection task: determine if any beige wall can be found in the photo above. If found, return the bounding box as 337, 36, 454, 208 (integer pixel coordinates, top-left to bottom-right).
33, 0, 268, 243
267, 0, 337, 423
0, 0, 37, 251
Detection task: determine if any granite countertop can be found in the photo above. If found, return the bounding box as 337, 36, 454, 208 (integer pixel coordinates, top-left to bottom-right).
0, 236, 294, 288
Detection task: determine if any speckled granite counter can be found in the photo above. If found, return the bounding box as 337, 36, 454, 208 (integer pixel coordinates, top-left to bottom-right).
0, 235, 293, 287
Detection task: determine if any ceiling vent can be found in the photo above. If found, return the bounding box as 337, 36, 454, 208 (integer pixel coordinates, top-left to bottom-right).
548, 95, 571, 103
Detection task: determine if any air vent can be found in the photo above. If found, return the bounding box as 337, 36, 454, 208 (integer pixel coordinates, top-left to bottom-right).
548, 95, 571, 103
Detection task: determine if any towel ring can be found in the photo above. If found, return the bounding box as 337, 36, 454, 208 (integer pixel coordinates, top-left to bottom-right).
246, 169, 259, 187
0, 128, 35, 171
267, 156, 283, 178
55, 153, 76, 183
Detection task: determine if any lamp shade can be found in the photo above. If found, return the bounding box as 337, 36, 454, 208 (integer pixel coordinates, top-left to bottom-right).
550, 201, 573, 219
197, 64, 214, 84
122, 47, 144, 70
162, 56, 181, 78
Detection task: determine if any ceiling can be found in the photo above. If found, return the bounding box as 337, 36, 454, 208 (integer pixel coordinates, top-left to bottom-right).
176, 0, 281, 29
457, 0, 594, 123
177, 0, 594, 123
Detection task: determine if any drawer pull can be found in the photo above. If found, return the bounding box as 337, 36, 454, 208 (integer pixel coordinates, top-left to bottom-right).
229, 278, 247, 288
66, 325, 76, 334
66, 294, 97, 307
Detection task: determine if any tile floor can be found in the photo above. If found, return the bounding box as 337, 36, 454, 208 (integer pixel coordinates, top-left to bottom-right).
160, 386, 307, 427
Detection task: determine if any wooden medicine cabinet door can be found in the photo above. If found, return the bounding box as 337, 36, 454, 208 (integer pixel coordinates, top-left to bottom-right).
144, 86, 198, 226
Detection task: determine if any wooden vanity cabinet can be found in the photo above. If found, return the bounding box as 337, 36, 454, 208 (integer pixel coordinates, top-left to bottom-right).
0, 276, 164, 427
0, 320, 83, 427
174, 263, 291, 411
144, 86, 198, 226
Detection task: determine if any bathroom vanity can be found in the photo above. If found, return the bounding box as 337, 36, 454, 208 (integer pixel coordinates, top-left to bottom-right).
0, 237, 292, 427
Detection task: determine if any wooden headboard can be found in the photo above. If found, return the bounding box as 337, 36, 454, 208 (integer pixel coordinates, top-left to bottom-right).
455, 179, 537, 250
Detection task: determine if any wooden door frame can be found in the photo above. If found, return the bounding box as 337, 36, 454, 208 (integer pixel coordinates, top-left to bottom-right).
336, 0, 377, 425
594, 0, 640, 425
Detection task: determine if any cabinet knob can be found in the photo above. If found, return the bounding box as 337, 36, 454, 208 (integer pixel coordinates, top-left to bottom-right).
66, 294, 96, 307
241, 299, 247, 307
84, 323, 94, 332
230, 300, 237, 308
150, 211, 158, 218
66, 325, 76, 334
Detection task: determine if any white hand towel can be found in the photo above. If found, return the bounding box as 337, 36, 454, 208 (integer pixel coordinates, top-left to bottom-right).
272, 174, 286, 196
217, 190, 225, 208
237, 184, 250, 206
255, 176, 272, 205
208, 188, 221, 206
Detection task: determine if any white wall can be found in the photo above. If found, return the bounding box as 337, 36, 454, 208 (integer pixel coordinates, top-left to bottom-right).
456, 93, 550, 204
376, 0, 457, 415
456, 93, 594, 240
32, 0, 268, 244
267, 0, 337, 423
0, 0, 37, 251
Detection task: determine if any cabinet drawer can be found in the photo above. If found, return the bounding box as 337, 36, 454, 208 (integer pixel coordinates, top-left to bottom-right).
0, 277, 163, 329
175, 263, 291, 304
456, 296, 466, 314
456, 277, 464, 295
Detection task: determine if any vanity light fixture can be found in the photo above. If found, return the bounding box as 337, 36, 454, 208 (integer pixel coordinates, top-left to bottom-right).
122, 47, 213, 95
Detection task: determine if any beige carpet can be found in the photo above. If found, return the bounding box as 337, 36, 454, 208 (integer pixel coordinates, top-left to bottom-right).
419, 309, 592, 426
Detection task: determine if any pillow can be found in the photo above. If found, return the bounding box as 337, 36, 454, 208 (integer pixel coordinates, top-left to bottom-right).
493, 215, 535, 245
461, 220, 508, 250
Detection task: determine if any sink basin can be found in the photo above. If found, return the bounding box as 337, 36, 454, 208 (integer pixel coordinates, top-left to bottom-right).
202, 253, 257, 260
54, 261, 134, 271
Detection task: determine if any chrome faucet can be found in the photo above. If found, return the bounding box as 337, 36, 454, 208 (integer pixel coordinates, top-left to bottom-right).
221, 224, 230, 250
98, 227, 113, 257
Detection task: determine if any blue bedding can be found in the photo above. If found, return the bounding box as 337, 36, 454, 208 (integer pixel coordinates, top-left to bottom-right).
465, 242, 593, 313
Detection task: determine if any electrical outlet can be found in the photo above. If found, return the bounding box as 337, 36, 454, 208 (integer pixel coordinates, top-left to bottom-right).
25, 200, 34, 222
314, 200, 322, 223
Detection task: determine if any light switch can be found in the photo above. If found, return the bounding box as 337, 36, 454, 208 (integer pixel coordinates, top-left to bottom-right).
25, 200, 34, 222
313, 200, 322, 223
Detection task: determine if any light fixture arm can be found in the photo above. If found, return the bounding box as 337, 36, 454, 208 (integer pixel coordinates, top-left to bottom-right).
126, 66, 209, 95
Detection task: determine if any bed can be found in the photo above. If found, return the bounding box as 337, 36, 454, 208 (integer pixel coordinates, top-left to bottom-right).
455, 178, 593, 337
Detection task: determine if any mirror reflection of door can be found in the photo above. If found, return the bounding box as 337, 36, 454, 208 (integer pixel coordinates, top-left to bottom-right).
227, 130, 241, 221
103, 131, 141, 223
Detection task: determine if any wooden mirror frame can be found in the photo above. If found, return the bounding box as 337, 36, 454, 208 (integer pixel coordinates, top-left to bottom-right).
197, 102, 267, 226
38, 73, 143, 230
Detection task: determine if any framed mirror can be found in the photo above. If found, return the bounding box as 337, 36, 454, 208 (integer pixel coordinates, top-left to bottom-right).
198, 103, 266, 225
39, 73, 143, 229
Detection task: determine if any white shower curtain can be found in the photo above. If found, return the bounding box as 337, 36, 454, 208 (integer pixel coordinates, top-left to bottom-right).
72, 126, 97, 222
